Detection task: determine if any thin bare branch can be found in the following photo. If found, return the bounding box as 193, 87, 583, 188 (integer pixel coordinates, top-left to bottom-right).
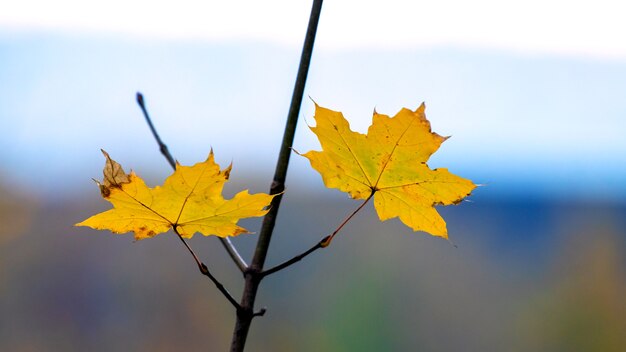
136, 92, 249, 272
219, 237, 249, 274
136, 92, 176, 169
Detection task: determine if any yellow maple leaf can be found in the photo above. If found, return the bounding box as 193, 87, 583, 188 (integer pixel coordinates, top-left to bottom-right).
303, 103, 476, 239
76, 150, 275, 240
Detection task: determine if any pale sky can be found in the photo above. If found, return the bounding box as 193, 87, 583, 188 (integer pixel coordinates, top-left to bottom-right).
2, 0, 626, 59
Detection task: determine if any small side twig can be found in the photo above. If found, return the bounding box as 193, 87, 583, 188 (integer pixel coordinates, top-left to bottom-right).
136, 93, 176, 169
173, 227, 241, 311
261, 192, 373, 277
219, 237, 249, 273
136, 92, 249, 273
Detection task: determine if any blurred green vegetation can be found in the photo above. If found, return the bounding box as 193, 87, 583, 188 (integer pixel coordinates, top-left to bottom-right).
1, 182, 625, 351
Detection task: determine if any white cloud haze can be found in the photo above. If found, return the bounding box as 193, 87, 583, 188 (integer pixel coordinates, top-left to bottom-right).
2, 0, 626, 59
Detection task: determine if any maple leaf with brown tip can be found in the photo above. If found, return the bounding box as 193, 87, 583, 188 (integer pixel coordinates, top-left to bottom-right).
76, 150, 275, 240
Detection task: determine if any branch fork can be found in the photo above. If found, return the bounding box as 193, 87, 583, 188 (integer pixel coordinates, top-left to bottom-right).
135, 2, 329, 351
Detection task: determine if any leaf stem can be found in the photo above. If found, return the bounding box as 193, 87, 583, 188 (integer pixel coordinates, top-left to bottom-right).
261, 192, 373, 277
136, 92, 249, 273
172, 227, 205, 272
230, 1, 323, 351
173, 227, 242, 311
260, 236, 328, 277
325, 191, 374, 245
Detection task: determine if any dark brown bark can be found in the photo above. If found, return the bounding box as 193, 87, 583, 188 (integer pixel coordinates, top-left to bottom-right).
229, 1, 324, 351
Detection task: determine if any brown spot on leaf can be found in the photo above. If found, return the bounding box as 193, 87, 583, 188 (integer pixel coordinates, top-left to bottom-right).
99, 184, 111, 198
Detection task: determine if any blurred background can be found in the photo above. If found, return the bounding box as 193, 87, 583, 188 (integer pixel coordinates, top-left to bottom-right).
1, 1, 625, 351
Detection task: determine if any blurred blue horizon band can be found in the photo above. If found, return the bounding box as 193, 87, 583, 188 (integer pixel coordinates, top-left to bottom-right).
1, 33, 625, 201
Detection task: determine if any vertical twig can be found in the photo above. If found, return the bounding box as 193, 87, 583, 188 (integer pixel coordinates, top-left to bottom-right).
136, 93, 249, 273
229, 0, 324, 351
